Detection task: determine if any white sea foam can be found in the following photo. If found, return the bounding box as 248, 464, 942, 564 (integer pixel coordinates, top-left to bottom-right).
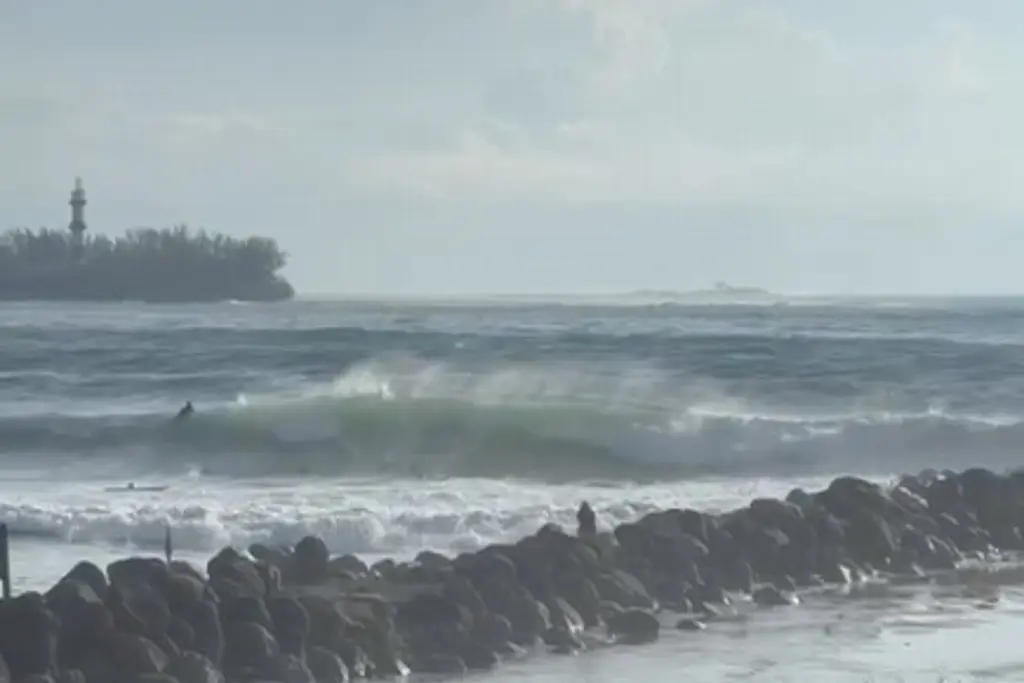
0, 472, 836, 571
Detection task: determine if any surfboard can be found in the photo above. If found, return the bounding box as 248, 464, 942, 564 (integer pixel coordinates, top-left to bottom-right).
104, 485, 169, 493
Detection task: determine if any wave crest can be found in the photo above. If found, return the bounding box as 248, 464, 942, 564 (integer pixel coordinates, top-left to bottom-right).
2, 359, 1021, 481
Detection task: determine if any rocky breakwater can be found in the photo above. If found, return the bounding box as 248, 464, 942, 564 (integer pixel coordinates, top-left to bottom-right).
3, 466, 1024, 682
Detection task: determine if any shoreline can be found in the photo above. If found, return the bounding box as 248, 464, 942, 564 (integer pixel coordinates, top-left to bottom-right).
1, 467, 1022, 681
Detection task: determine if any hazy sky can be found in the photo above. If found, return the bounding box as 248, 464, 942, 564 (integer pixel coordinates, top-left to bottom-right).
3, 1, 1023, 295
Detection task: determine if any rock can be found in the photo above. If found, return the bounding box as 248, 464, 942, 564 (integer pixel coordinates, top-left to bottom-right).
606, 608, 659, 645
0, 593, 59, 679
598, 599, 625, 622
462, 548, 517, 585
207, 547, 266, 598
267, 595, 310, 655
222, 621, 279, 675
107, 633, 170, 676
108, 557, 170, 591
19, 675, 55, 683
265, 653, 315, 683
220, 595, 273, 631
819, 559, 853, 585
396, 590, 471, 653
845, 512, 898, 568
132, 675, 180, 683
459, 642, 500, 670
370, 558, 397, 578
346, 617, 408, 678
296, 595, 350, 652
46, 578, 114, 669
543, 627, 585, 652
818, 476, 895, 521
249, 543, 290, 570
330, 554, 369, 576
189, 600, 224, 667
55, 670, 86, 683
675, 617, 707, 631
166, 574, 205, 616
169, 561, 205, 584
414, 654, 468, 675
59, 562, 109, 602
746, 527, 791, 577
475, 579, 549, 645
23, 465, 1024, 683
166, 617, 195, 652
414, 550, 452, 571
556, 576, 602, 627
290, 536, 330, 584
476, 613, 514, 652
753, 586, 800, 607
255, 561, 282, 595
110, 579, 173, 641
786, 488, 814, 508
546, 597, 584, 635
166, 652, 224, 683
333, 639, 371, 679
307, 646, 349, 683
593, 570, 655, 610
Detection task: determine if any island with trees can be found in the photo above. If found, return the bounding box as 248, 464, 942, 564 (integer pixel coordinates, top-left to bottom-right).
0, 180, 294, 303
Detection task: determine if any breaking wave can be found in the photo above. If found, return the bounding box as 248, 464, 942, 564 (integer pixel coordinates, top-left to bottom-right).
2, 359, 1022, 482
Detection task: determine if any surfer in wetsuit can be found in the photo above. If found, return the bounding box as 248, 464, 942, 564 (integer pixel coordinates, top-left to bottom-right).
174, 401, 195, 422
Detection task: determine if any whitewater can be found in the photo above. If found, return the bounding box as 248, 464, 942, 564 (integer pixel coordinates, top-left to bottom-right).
5, 297, 1024, 681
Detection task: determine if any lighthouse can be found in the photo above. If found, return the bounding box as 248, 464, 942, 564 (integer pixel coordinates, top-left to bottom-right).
68, 177, 87, 241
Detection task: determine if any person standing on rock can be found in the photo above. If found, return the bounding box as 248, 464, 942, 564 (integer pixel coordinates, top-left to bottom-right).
577, 501, 596, 536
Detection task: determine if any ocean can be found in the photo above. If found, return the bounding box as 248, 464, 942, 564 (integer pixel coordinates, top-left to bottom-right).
3, 296, 1024, 682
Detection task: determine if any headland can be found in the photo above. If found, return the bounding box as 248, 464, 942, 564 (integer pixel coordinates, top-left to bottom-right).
0, 179, 294, 303
0, 465, 1021, 681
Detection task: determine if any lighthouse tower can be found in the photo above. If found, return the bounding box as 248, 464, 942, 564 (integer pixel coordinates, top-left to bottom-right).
68, 177, 87, 241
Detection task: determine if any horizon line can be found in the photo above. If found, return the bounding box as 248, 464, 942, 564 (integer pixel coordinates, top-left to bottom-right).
291, 291, 1024, 301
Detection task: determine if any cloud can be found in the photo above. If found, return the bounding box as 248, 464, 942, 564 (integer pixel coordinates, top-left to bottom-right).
4, 1, 1024, 294
328, 1, 1022, 216
5, 1, 1021, 216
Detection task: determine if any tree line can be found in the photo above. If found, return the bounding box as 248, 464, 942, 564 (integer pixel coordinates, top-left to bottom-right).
0, 225, 294, 302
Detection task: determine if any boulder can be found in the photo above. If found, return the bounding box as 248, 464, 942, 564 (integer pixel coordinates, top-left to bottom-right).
207, 547, 265, 598
414, 550, 452, 571
220, 595, 273, 631
330, 554, 369, 576
0, 593, 59, 679
189, 600, 224, 667
606, 608, 659, 645
307, 646, 349, 683
290, 536, 330, 584
166, 574, 205, 617
222, 621, 279, 675
106, 633, 170, 677
752, 586, 800, 607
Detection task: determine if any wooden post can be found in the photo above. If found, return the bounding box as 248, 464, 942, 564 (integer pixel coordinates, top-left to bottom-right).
0, 523, 10, 599
164, 525, 173, 564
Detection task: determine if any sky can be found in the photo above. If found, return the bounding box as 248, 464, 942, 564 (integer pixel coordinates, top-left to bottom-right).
2, 0, 1024, 295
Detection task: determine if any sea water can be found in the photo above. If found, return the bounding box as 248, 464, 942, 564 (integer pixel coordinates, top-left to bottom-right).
3, 296, 1024, 681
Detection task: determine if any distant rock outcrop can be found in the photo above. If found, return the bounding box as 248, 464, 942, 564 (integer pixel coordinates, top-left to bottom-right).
626, 282, 779, 303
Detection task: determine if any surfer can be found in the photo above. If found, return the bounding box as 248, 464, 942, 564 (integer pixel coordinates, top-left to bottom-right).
174, 401, 195, 422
